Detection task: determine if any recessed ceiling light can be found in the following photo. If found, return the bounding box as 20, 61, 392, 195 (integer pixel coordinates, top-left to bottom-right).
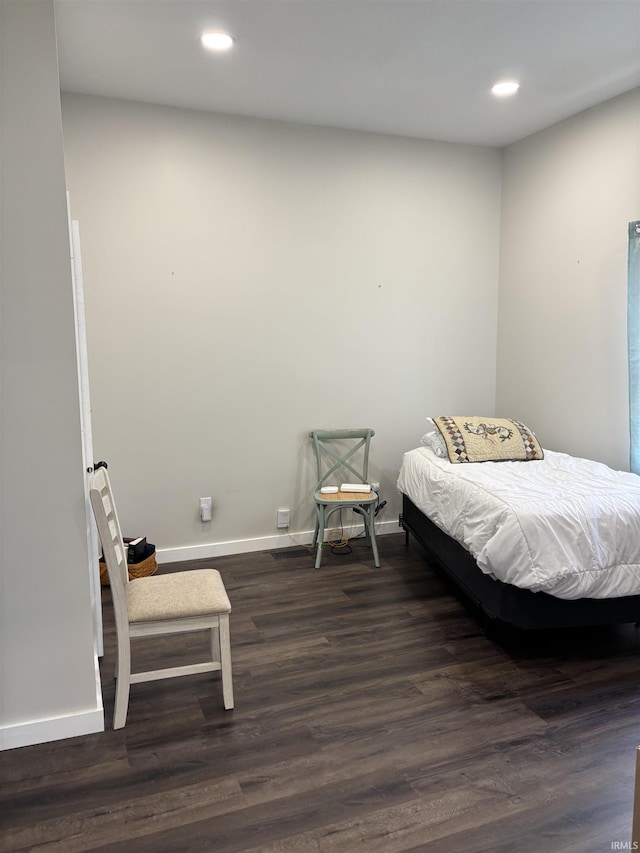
492, 80, 520, 97
201, 32, 234, 51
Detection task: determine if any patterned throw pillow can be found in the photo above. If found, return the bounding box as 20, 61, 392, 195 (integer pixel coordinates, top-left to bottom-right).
434, 416, 544, 463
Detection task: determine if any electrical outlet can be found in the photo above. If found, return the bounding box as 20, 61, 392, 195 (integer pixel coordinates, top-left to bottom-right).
277, 508, 290, 528
200, 497, 212, 522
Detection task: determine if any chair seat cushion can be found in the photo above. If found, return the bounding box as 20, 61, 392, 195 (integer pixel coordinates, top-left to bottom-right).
127, 569, 231, 623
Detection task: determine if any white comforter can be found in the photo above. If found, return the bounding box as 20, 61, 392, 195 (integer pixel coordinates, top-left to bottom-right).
397, 447, 640, 599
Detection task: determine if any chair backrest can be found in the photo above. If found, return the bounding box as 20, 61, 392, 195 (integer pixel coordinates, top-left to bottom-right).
309, 429, 375, 490
89, 467, 130, 636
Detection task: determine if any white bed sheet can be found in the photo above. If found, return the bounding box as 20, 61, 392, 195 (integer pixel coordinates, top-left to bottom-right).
397, 447, 640, 600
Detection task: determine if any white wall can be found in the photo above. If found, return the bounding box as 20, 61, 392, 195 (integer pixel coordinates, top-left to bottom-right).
498, 88, 639, 471
0, 1, 103, 749
1, 4, 633, 752
60, 94, 503, 559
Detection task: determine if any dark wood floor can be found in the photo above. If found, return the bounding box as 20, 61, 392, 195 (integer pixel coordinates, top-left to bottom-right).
2, 532, 640, 851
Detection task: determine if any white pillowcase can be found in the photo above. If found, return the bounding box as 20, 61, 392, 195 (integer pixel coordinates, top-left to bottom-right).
420, 430, 447, 458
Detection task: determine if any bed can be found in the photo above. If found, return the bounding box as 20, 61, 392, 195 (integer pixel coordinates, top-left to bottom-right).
397, 417, 640, 632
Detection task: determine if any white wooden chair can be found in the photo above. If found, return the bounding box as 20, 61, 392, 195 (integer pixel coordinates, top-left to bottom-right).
89, 466, 233, 729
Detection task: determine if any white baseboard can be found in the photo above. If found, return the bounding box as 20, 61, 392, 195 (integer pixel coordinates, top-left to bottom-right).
0, 706, 104, 751
157, 518, 401, 565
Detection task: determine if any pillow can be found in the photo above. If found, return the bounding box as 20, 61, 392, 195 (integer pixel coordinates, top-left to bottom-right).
420, 430, 448, 458
433, 416, 544, 463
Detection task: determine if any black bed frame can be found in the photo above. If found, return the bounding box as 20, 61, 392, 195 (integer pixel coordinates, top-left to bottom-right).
400, 493, 640, 631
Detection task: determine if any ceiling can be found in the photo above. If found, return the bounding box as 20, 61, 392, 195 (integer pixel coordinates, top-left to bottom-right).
54, 0, 640, 148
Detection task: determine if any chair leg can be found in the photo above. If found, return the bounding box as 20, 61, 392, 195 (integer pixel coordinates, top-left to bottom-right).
315, 504, 326, 569
113, 637, 131, 730
211, 623, 221, 663
218, 614, 234, 710
368, 506, 380, 568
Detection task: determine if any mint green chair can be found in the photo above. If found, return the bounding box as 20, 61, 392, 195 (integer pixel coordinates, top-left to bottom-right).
309, 429, 380, 569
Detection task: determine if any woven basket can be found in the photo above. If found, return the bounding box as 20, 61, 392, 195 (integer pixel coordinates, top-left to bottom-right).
99, 543, 157, 586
